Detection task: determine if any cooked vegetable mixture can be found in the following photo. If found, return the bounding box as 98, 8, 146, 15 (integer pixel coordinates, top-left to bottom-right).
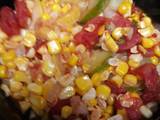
0, 0, 160, 120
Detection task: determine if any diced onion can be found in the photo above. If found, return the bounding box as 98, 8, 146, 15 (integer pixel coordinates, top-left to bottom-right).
108, 114, 123, 120
107, 0, 123, 11
140, 105, 153, 118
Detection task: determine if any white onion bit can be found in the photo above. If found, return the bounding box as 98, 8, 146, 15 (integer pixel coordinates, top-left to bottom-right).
108, 114, 123, 120
156, 64, 160, 76
140, 105, 153, 118
82, 88, 96, 101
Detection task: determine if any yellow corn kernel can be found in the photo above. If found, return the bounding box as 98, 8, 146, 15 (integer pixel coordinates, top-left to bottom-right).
47, 30, 58, 41
61, 106, 72, 119
20, 101, 31, 112
27, 83, 43, 95
96, 85, 111, 100
138, 27, 153, 37
105, 106, 113, 115
105, 32, 119, 53
14, 71, 28, 82
10, 80, 23, 92
61, 4, 71, 14
6, 61, 16, 69
98, 25, 105, 36
87, 99, 97, 106
51, 4, 61, 12
130, 92, 140, 98
0, 44, 5, 55
20, 87, 29, 97
59, 86, 75, 100
23, 32, 36, 47
10, 35, 23, 42
128, 59, 140, 68
124, 74, 138, 86
91, 73, 102, 87
82, 63, 90, 73
55, 0, 61, 3
60, 32, 71, 43
41, 13, 51, 20
118, 1, 132, 16
0, 65, 7, 78
0, 30, 8, 41
15, 57, 29, 71
75, 76, 92, 94
112, 27, 123, 40
143, 16, 152, 27
131, 13, 140, 22
150, 56, 159, 65
154, 46, 160, 57
116, 61, 129, 76
111, 75, 123, 87
68, 42, 76, 52
103, 113, 110, 119
107, 96, 115, 105
142, 38, 154, 49
2, 50, 16, 63
68, 54, 79, 66
47, 40, 61, 54
42, 60, 55, 77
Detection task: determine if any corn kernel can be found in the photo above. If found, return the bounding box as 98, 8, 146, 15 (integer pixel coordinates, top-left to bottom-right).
98, 25, 105, 36
117, 109, 127, 120
111, 75, 123, 87
96, 85, 111, 100
116, 61, 129, 76
15, 57, 29, 71
14, 71, 28, 82
112, 27, 123, 40
68, 54, 79, 66
60, 32, 71, 43
10, 80, 23, 92
0, 44, 5, 55
0, 65, 7, 78
150, 56, 159, 65
130, 92, 140, 98
41, 13, 51, 20
105, 106, 113, 115
105, 32, 119, 53
6, 61, 16, 69
42, 60, 55, 77
47, 31, 58, 41
75, 76, 92, 94
154, 45, 160, 57
55, 0, 61, 3
138, 27, 153, 37
103, 113, 110, 119
118, 1, 132, 17
143, 16, 152, 27
128, 59, 140, 68
87, 99, 97, 106
131, 13, 140, 22
20, 101, 31, 112
23, 32, 36, 47
47, 40, 61, 54
142, 38, 154, 49
107, 96, 115, 105
51, 4, 61, 12
91, 73, 102, 87
27, 83, 43, 95
124, 74, 138, 86
0, 30, 7, 42
61, 106, 72, 119
2, 50, 16, 63
20, 87, 29, 97
59, 86, 75, 100
10, 35, 23, 42
61, 4, 71, 14
68, 42, 76, 52
1, 84, 10, 96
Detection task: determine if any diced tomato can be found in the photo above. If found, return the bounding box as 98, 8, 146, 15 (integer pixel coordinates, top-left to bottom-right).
105, 80, 126, 94
0, 7, 20, 36
118, 28, 141, 52
29, 63, 42, 80
15, 0, 31, 28
74, 16, 107, 49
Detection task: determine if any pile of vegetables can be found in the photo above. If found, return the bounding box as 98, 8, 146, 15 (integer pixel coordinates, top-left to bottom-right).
0, 0, 160, 120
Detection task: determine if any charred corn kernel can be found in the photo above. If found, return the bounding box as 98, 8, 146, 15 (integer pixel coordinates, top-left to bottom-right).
0, 65, 7, 78
0, 44, 5, 55
47, 31, 57, 41
75, 76, 92, 94
27, 83, 43, 95
2, 50, 16, 63
105, 106, 113, 115
124, 74, 138, 86
14, 71, 27, 82
20, 101, 30, 112
154, 46, 160, 57
61, 4, 71, 14
107, 96, 115, 105
47, 40, 61, 54
138, 27, 153, 37
96, 85, 111, 100
68, 54, 79, 66
142, 38, 154, 49
105, 32, 119, 53
41, 13, 51, 20
59, 86, 75, 100
91, 73, 102, 87
10, 80, 23, 92
61, 106, 72, 119
30, 95, 46, 110
15, 57, 29, 71
118, 1, 132, 17
112, 27, 123, 40
150, 56, 159, 65
116, 61, 129, 76
23, 32, 36, 47
128, 59, 140, 68
51, 4, 61, 12
111, 75, 123, 87
42, 60, 55, 77
98, 25, 105, 36
87, 99, 97, 106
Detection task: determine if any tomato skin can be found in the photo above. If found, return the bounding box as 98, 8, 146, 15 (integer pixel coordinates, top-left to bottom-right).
0, 7, 20, 36
74, 16, 107, 49
15, 0, 30, 28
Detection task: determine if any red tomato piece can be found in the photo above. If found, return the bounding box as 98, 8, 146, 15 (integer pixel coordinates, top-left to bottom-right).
15, 0, 31, 28
74, 16, 107, 49
0, 7, 20, 36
